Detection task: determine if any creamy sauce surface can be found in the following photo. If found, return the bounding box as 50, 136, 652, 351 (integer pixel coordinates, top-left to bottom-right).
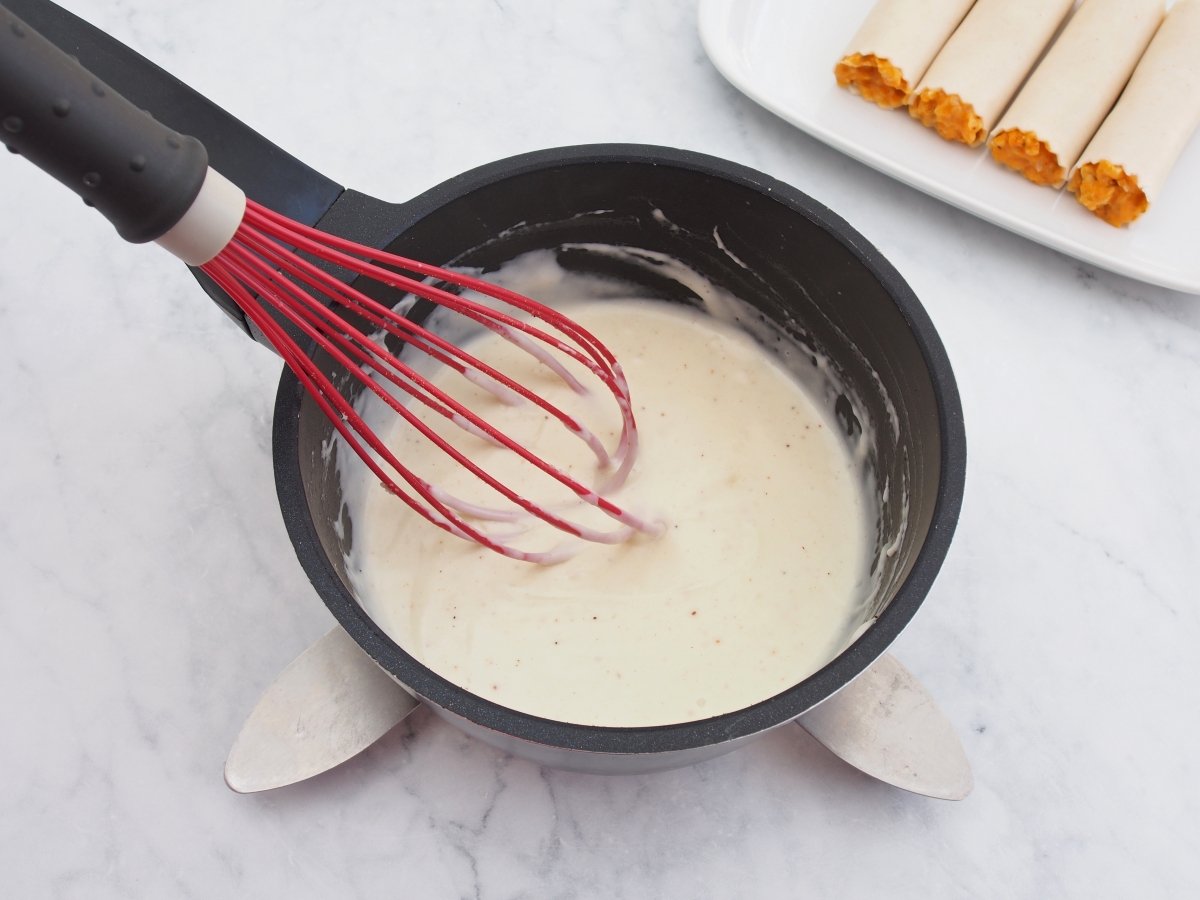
344, 259, 872, 727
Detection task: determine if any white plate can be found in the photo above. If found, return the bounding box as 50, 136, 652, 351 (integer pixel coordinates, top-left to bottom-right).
698, 0, 1199, 295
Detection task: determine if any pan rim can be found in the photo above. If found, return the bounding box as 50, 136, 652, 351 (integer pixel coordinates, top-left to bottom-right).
271, 143, 967, 757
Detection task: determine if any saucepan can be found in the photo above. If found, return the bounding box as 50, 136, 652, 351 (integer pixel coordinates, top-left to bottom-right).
10, 1, 967, 780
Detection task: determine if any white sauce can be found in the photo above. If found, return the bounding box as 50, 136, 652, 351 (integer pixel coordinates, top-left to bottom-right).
342, 252, 875, 727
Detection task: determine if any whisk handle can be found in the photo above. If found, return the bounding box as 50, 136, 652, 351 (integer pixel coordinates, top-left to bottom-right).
0, 4, 208, 244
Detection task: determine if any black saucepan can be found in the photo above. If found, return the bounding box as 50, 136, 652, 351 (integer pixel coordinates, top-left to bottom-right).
10, 0, 965, 774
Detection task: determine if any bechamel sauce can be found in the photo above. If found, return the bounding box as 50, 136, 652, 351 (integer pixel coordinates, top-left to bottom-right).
342, 253, 873, 727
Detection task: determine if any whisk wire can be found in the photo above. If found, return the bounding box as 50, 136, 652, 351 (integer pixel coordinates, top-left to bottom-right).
233, 224, 617, 468
200, 201, 657, 562
218, 240, 627, 538
204, 258, 492, 545
241, 202, 642, 481
244, 204, 623, 393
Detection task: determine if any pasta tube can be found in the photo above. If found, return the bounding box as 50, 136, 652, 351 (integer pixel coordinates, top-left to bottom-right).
909, 0, 1075, 146
1068, 0, 1200, 226
989, 0, 1165, 187
834, 0, 977, 109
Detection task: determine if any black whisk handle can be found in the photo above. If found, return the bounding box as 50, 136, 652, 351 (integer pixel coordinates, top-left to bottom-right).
0, 4, 208, 243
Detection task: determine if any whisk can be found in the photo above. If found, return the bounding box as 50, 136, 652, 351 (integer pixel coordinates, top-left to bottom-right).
0, 5, 657, 563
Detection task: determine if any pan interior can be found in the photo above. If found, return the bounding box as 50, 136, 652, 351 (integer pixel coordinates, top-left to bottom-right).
282, 158, 949, 745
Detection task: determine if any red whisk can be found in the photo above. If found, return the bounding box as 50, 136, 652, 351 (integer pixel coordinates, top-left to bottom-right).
204, 199, 658, 563
1, 5, 656, 563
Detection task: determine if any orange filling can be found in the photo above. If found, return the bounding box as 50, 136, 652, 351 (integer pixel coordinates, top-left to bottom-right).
908, 88, 986, 146
834, 53, 909, 109
1067, 160, 1149, 227
988, 129, 1064, 186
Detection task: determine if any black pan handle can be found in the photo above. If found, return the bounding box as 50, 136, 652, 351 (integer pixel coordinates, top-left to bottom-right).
1, 4, 209, 243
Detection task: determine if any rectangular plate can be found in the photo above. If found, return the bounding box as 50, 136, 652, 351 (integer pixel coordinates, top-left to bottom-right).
699, 0, 1199, 295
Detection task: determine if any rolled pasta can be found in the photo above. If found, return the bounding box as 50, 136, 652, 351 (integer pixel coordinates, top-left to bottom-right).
1069, 0, 1200, 226
909, 0, 1075, 146
834, 0, 977, 109
989, 0, 1165, 187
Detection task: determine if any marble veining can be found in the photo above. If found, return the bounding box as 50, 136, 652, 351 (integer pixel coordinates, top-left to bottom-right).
1, 0, 1198, 897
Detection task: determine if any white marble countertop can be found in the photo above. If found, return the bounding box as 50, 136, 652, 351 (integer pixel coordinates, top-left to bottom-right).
2, 0, 1198, 896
